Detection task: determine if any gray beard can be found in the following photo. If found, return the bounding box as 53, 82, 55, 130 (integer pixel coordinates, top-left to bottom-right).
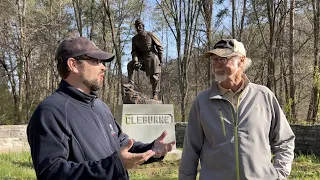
214, 74, 227, 82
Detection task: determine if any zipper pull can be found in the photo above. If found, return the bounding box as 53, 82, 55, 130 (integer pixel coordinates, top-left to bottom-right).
91, 96, 97, 108
219, 108, 227, 137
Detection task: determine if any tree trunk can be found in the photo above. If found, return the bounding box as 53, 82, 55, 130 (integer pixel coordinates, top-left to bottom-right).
89, 0, 95, 40
289, 0, 296, 122
104, 0, 123, 105
200, 0, 213, 88
307, 0, 320, 123
1, 49, 20, 124
239, 0, 247, 41
17, 0, 26, 124
232, 0, 236, 38
266, 0, 276, 93
73, 0, 83, 36
101, 1, 108, 103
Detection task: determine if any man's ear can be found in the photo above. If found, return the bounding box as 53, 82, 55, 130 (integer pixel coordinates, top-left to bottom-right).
67, 58, 80, 73
239, 56, 245, 67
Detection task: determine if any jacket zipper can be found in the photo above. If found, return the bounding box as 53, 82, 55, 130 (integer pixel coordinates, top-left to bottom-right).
231, 93, 243, 180
91, 97, 96, 108
219, 108, 227, 137
235, 95, 241, 180
228, 92, 243, 180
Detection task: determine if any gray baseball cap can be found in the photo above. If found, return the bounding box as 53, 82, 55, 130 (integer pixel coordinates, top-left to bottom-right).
55, 37, 115, 62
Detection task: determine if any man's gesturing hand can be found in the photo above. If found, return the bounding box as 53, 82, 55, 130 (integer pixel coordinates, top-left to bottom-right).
152, 131, 176, 158
120, 139, 155, 170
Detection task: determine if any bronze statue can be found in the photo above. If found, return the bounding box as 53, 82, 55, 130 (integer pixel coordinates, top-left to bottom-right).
126, 18, 163, 100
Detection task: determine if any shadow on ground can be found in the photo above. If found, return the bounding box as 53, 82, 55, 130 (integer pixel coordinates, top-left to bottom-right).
12, 160, 33, 169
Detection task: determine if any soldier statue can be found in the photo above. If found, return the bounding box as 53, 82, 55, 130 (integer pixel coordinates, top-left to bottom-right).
126, 18, 163, 100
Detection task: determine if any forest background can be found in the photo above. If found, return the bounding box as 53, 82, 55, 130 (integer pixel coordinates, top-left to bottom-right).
0, 0, 320, 125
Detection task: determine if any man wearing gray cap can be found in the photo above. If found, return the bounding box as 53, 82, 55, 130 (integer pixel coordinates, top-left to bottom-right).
27, 36, 175, 180
179, 39, 295, 180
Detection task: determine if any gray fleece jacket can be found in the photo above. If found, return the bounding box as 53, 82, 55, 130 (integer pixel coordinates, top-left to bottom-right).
179, 79, 295, 180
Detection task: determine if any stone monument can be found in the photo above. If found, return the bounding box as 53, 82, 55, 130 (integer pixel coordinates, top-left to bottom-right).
116, 19, 180, 160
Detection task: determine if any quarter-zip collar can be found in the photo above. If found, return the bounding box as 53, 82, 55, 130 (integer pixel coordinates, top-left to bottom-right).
218, 79, 245, 95
57, 80, 97, 106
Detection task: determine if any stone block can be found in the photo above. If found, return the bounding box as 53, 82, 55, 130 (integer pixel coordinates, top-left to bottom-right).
2, 138, 20, 144
0, 129, 10, 138
163, 149, 182, 162
0, 146, 30, 153
10, 130, 27, 139
12, 141, 25, 147
115, 104, 176, 149
1, 143, 14, 148
303, 137, 317, 141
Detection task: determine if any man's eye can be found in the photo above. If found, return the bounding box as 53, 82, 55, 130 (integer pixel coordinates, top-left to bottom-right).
94, 59, 100, 64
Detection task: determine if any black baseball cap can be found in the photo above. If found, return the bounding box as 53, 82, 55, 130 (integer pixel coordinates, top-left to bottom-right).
55, 37, 115, 62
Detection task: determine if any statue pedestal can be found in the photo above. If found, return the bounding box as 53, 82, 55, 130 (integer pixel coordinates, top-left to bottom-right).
115, 104, 176, 149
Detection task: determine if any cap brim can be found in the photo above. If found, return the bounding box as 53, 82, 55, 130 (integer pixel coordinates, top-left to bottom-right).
87, 50, 115, 62
204, 49, 235, 58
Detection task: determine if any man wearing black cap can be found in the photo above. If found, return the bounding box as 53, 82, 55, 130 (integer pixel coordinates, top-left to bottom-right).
27, 36, 175, 180
126, 18, 163, 100
179, 39, 295, 180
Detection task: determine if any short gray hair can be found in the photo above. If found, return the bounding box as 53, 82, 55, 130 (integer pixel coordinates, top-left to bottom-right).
234, 53, 252, 71
243, 57, 252, 71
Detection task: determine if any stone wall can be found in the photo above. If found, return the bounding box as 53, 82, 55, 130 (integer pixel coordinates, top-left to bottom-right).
175, 122, 188, 148
1, 124, 320, 155
0, 125, 29, 153
291, 125, 320, 155
175, 123, 320, 155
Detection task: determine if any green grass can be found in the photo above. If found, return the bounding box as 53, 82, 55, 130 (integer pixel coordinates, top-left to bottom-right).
0, 152, 35, 179
290, 153, 320, 180
0, 152, 319, 179
129, 160, 181, 180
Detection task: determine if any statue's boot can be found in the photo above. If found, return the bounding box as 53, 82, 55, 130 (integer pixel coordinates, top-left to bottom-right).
151, 74, 160, 100
126, 61, 135, 86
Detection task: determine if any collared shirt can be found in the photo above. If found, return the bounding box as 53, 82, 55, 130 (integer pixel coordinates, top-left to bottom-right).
217, 74, 249, 108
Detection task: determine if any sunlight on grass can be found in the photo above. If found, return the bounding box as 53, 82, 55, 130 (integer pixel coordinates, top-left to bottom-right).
130, 170, 179, 180
0, 151, 319, 179
0, 151, 35, 179
289, 153, 320, 180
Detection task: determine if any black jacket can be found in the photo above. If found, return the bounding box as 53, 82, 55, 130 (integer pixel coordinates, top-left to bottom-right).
27, 80, 159, 180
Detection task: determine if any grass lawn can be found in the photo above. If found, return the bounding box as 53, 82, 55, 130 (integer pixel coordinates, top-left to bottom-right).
0, 152, 319, 179
0, 152, 35, 179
